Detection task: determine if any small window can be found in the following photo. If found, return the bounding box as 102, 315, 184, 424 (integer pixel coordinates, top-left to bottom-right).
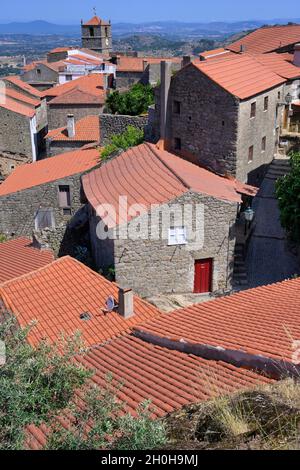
278, 91, 281, 100
173, 100, 181, 114
36, 68, 41, 75
58, 185, 71, 208
261, 136, 266, 152
248, 146, 254, 163
168, 227, 187, 246
174, 137, 181, 151
105, 27, 109, 38
35, 209, 54, 230
65, 74, 72, 81
264, 96, 269, 111
250, 102, 256, 118
10, 164, 15, 171
89, 27, 95, 37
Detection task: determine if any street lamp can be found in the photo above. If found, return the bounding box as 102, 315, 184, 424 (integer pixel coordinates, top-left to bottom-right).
244, 207, 255, 236
285, 93, 293, 105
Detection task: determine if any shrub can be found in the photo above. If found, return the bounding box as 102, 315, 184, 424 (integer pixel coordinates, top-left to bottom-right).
106, 83, 154, 116
101, 125, 144, 160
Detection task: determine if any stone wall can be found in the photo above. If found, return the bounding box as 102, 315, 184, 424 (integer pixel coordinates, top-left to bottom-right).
48, 103, 104, 130
115, 72, 144, 90
236, 84, 284, 184
81, 24, 112, 54
0, 151, 30, 179
46, 140, 88, 157
89, 191, 237, 298
164, 64, 240, 176
0, 172, 86, 237
0, 107, 33, 158
99, 114, 148, 144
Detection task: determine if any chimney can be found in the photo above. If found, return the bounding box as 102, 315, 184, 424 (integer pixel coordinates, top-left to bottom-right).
182, 56, 191, 67
160, 61, 172, 140
293, 43, 300, 67
118, 288, 134, 319
67, 114, 75, 138
143, 59, 149, 71
240, 44, 246, 53
31, 232, 50, 251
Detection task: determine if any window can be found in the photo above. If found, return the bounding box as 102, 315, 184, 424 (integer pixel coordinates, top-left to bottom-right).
89, 27, 95, 37
36, 68, 41, 75
35, 209, 54, 230
168, 227, 187, 246
173, 100, 181, 114
248, 145, 254, 163
264, 96, 269, 111
278, 91, 281, 100
105, 27, 109, 38
250, 102, 256, 118
174, 137, 182, 151
65, 74, 72, 81
261, 136, 266, 152
58, 185, 71, 209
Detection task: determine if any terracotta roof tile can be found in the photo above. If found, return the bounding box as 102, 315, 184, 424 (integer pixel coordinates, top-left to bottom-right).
46, 115, 100, 143
116, 56, 181, 72
49, 87, 105, 105
253, 53, 300, 79
0, 148, 100, 196
83, 142, 252, 228
0, 238, 54, 283
0, 95, 35, 117
25, 333, 272, 449
3, 76, 43, 98
135, 277, 300, 363
83, 16, 109, 26
0, 87, 40, 107
43, 74, 105, 102
0, 257, 160, 347
191, 54, 285, 99
228, 25, 300, 54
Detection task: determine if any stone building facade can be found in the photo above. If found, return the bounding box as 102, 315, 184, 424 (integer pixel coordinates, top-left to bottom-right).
158, 62, 285, 185
0, 152, 29, 181
21, 62, 59, 91
48, 103, 104, 130
0, 172, 85, 237
99, 114, 148, 144
88, 191, 237, 298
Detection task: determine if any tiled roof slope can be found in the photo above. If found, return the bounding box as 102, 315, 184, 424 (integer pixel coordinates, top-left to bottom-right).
0, 96, 35, 117
83, 143, 254, 227
0, 257, 160, 347
0, 238, 54, 283
26, 334, 272, 449
42, 74, 105, 99
253, 53, 300, 79
0, 148, 100, 197
83, 16, 110, 26
0, 87, 40, 107
116, 56, 181, 72
228, 25, 300, 54
191, 54, 285, 99
3, 75, 43, 98
49, 87, 105, 105
135, 278, 300, 363
46, 115, 100, 142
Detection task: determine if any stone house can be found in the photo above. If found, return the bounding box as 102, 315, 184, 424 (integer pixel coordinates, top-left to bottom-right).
0, 77, 48, 179
82, 142, 256, 298
43, 74, 107, 129
0, 148, 100, 238
45, 115, 100, 156
21, 60, 63, 91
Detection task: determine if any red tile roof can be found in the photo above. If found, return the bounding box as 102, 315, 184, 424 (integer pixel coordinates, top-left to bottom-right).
3, 76, 43, 98
0, 87, 40, 107
83, 142, 255, 227
199, 48, 233, 60
191, 54, 286, 99
43, 74, 105, 101
83, 15, 110, 26
0, 256, 160, 347
0, 95, 35, 117
46, 115, 100, 143
135, 277, 300, 363
0, 148, 100, 197
116, 56, 181, 72
228, 25, 300, 55
49, 87, 105, 105
25, 332, 272, 449
253, 53, 300, 80
0, 238, 54, 284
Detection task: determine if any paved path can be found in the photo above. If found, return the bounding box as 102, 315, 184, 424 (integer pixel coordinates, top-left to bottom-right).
246, 177, 300, 288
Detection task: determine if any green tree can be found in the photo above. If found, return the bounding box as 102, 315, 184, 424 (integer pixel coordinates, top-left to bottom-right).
101, 125, 144, 160
106, 83, 154, 116
0, 317, 167, 450
276, 152, 300, 242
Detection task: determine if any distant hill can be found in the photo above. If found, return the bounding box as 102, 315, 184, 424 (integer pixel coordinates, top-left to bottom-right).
0, 18, 299, 38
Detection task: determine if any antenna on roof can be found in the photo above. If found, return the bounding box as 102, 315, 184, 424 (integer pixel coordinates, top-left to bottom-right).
106, 296, 117, 312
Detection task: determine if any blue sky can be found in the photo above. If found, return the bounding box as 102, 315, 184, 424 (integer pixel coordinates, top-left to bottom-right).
0, 0, 299, 23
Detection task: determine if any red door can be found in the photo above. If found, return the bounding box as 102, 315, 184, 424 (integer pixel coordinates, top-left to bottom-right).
194, 259, 213, 294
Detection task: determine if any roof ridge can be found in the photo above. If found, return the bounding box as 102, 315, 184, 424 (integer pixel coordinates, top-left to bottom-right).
145, 143, 191, 191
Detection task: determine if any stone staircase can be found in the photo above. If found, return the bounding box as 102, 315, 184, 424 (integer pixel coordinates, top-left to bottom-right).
233, 243, 248, 290
265, 157, 291, 180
